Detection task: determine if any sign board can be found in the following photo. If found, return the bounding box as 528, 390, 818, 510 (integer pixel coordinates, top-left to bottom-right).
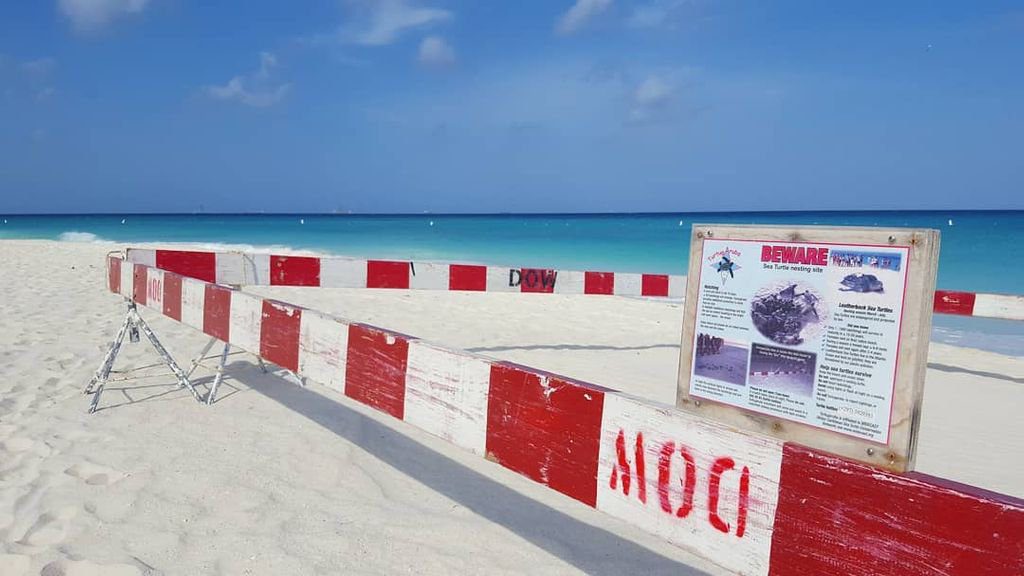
677, 224, 939, 471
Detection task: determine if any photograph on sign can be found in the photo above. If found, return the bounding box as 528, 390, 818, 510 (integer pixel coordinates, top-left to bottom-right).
677, 225, 939, 471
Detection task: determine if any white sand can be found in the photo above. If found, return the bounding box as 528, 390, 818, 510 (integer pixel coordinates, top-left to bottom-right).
1, 240, 1021, 575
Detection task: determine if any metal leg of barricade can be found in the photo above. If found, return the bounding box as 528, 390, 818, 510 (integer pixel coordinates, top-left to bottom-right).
187, 337, 271, 405
185, 337, 220, 381
86, 301, 201, 413
206, 341, 231, 405
135, 311, 202, 403
85, 311, 132, 396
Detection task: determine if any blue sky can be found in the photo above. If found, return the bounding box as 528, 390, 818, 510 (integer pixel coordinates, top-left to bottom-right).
1, 1, 1022, 213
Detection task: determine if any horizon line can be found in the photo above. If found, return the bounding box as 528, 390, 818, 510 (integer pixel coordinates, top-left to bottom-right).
1, 208, 1022, 217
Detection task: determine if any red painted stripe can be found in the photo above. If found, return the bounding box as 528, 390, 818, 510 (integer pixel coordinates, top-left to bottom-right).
933, 290, 977, 316
449, 264, 487, 291
485, 364, 605, 507
260, 300, 302, 372
203, 284, 232, 342
641, 274, 670, 297
769, 443, 1024, 575
270, 255, 321, 287
367, 260, 410, 289
132, 264, 148, 305
108, 256, 121, 294
584, 271, 615, 295
344, 324, 410, 418
519, 268, 558, 293
156, 250, 217, 284
163, 273, 182, 321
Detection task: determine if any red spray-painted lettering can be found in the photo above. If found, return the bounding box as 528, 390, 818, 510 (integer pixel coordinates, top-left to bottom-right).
658, 441, 696, 518
147, 277, 162, 304
609, 430, 750, 537
609, 430, 646, 503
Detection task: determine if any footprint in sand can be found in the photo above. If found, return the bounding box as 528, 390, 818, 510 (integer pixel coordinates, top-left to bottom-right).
64, 462, 125, 486
0, 553, 31, 576
17, 506, 78, 547
0, 453, 41, 488
40, 559, 141, 576
2, 438, 35, 453
0, 438, 52, 460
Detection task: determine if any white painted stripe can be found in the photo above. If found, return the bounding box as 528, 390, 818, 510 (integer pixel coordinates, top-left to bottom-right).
146, 268, 164, 313
410, 262, 449, 291
614, 273, 644, 297
241, 253, 271, 286
554, 270, 586, 295
180, 277, 206, 331
320, 258, 367, 289
215, 252, 245, 286
668, 275, 686, 299
120, 263, 134, 299
485, 267, 519, 293
126, 248, 156, 267
972, 293, 1024, 321
404, 341, 491, 455
229, 290, 263, 353
298, 310, 349, 393
596, 392, 783, 576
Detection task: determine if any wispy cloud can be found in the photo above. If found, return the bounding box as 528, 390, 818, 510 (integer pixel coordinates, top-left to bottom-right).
3, 57, 58, 102
204, 52, 291, 108
417, 35, 455, 67
57, 0, 149, 33
630, 75, 674, 121
627, 0, 687, 29
556, 0, 613, 35
35, 87, 57, 101
335, 0, 452, 46
21, 58, 56, 78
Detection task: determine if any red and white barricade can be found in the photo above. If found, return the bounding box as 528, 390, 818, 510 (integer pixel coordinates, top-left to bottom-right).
99, 252, 1024, 576
124, 247, 1024, 321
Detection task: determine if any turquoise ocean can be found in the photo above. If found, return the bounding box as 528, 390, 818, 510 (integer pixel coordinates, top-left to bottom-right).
2, 211, 1021, 356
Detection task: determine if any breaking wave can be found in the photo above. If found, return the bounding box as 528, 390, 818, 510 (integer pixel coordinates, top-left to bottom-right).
58, 231, 108, 242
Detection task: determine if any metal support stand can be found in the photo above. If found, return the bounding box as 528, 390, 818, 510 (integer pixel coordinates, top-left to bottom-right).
85, 301, 202, 413
186, 337, 219, 380
206, 341, 232, 405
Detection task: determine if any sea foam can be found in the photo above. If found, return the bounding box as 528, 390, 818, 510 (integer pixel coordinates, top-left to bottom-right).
58, 231, 106, 242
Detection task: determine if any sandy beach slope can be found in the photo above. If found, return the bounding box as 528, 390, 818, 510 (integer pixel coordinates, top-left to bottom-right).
1, 240, 1020, 575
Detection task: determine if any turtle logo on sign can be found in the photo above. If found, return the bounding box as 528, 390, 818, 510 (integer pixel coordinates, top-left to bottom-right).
707, 247, 742, 285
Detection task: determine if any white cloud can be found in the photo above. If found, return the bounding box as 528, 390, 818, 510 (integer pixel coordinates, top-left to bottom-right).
340, 0, 452, 46
417, 36, 455, 66
12, 58, 58, 102
205, 52, 291, 108
630, 75, 674, 121
627, 0, 686, 29
21, 58, 56, 78
57, 0, 149, 32
36, 87, 57, 101
556, 0, 613, 35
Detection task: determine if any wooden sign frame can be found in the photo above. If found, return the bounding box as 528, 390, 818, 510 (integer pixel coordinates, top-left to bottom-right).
677, 224, 940, 471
